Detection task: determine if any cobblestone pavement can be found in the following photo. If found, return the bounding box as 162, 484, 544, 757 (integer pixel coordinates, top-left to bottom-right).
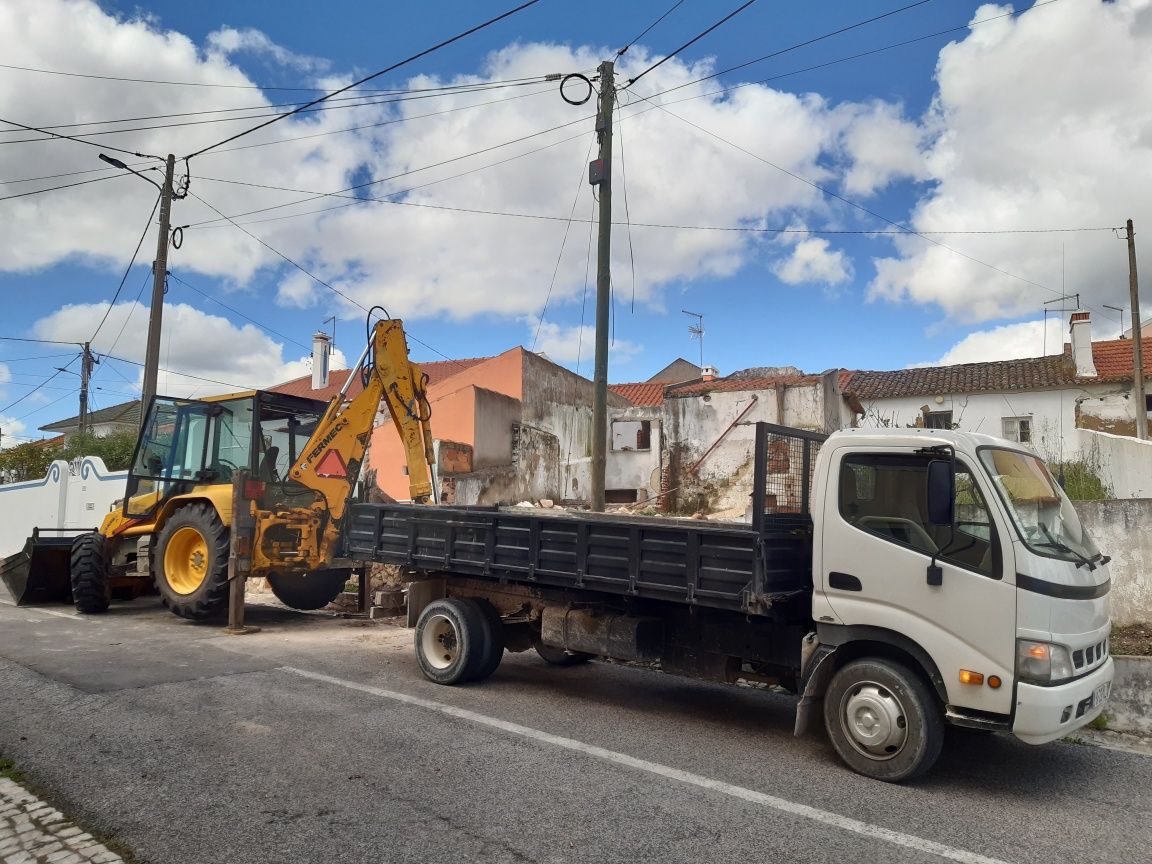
0, 777, 123, 864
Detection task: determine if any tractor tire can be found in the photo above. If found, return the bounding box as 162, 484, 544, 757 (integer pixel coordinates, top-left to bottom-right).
70, 532, 110, 614
414, 597, 489, 685
823, 658, 944, 784
153, 503, 230, 620
267, 570, 350, 610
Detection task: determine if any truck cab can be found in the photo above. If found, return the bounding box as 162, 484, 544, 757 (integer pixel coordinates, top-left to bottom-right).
810, 428, 1112, 770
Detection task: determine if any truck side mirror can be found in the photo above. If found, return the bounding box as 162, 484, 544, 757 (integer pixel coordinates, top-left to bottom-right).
926, 459, 955, 526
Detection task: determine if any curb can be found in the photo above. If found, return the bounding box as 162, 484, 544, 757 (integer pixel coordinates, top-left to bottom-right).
1104, 655, 1152, 735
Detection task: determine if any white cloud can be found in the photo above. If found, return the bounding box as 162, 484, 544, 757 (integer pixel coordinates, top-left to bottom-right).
531, 321, 640, 366
0, 0, 929, 331
869, 0, 1152, 323
205, 26, 328, 72
0, 415, 29, 447
773, 236, 852, 286
925, 317, 1066, 366
31, 301, 345, 398
837, 100, 927, 196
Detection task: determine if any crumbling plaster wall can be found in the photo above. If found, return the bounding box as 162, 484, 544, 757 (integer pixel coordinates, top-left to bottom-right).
1075, 429, 1152, 498
1072, 499, 1152, 627
606, 407, 663, 502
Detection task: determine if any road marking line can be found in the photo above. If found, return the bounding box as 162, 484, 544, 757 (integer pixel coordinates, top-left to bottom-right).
0, 599, 84, 620
283, 666, 1011, 864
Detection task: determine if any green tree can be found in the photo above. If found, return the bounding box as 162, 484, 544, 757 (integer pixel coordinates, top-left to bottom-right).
59, 429, 138, 471
0, 441, 60, 482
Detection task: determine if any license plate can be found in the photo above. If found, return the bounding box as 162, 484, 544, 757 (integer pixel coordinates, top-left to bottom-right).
1093, 682, 1110, 708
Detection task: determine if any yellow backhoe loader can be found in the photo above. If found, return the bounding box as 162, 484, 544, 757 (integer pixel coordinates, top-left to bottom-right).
12, 315, 435, 619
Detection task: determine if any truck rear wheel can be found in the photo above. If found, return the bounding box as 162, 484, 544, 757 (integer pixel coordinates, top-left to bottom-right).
823, 658, 943, 783
470, 598, 506, 682
154, 503, 230, 620
414, 598, 490, 685
70, 532, 110, 614
268, 570, 349, 610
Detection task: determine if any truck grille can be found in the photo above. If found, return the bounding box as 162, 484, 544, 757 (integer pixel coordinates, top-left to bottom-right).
1072, 638, 1108, 671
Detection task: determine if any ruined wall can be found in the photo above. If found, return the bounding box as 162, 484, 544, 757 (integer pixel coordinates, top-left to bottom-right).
1072, 499, 1152, 627
472, 387, 520, 468
662, 382, 827, 514
1074, 429, 1152, 498
606, 408, 663, 502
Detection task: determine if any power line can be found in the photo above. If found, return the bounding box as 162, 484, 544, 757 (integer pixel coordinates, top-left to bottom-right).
90, 192, 162, 342
0, 355, 79, 414
0, 78, 556, 145
0, 115, 153, 158
182, 113, 594, 228
627, 0, 759, 87
616, 93, 638, 312
98, 352, 256, 392
617, 0, 686, 57
185, 0, 543, 159
0, 171, 131, 203
0, 336, 83, 346
0, 353, 77, 363
0, 60, 549, 93
168, 271, 310, 350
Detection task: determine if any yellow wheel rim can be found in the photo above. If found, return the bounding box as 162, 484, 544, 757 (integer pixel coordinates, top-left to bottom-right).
164, 526, 210, 595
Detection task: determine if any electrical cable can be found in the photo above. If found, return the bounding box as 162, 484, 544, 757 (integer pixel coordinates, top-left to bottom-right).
617, 0, 686, 57
0, 355, 79, 414
532, 135, 597, 351
0, 79, 555, 145
615, 93, 637, 313
90, 191, 162, 343
184, 0, 543, 159
182, 113, 594, 228
98, 351, 255, 391
626, 0, 759, 88
168, 271, 310, 350
0, 171, 132, 203
0, 336, 83, 346
0, 115, 154, 158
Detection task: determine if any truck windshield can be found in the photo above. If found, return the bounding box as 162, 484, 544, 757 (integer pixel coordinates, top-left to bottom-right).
978, 448, 1100, 565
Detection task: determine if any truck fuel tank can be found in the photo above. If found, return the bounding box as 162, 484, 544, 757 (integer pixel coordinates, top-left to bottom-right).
540, 606, 662, 662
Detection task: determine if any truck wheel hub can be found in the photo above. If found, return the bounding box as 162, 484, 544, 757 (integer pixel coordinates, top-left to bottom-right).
841, 683, 908, 759
420, 614, 459, 670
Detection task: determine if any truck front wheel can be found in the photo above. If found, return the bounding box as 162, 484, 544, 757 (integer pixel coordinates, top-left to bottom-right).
823, 658, 943, 783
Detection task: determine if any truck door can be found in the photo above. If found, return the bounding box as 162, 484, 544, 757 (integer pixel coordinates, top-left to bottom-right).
816, 445, 1016, 715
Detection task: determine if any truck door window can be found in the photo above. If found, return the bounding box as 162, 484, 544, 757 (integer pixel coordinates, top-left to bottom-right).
839, 454, 997, 576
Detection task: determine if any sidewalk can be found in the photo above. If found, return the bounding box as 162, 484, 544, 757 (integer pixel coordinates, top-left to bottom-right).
0, 776, 125, 864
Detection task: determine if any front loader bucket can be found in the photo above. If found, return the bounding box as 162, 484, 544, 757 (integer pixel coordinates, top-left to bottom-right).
0, 528, 89, 605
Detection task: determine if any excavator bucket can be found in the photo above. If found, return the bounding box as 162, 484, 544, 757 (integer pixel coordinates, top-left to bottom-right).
0, 528, 85, 606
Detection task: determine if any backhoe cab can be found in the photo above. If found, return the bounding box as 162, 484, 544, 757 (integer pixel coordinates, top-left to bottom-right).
66, 317, 434, 620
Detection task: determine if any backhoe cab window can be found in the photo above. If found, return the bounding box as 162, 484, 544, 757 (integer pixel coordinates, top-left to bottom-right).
839, 454, 998, 577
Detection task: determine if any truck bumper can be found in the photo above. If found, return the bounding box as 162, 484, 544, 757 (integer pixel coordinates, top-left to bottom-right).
1012, 657, 1114, 745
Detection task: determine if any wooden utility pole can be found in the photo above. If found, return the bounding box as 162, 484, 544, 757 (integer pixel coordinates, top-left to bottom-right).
1126, 219, 1148, 440
78, 342, 95, 436
589, 60, 615, 512
141, 154, 177, 416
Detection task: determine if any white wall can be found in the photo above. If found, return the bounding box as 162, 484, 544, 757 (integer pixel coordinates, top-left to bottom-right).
606, 410, 663, 501
1076, 429, 1152, 498
1072, 499, 1152, 627
856, 385, 1128, 463
0, 458, 126, 558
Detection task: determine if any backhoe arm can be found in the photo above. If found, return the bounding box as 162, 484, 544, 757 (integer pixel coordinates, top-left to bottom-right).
288, 318, 436, 518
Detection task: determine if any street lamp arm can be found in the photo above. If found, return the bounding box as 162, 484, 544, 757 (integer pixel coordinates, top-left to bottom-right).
99, 153, 163, 193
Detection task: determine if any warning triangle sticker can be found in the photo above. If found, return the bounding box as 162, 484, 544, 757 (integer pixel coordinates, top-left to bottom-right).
314, 449, 348, 478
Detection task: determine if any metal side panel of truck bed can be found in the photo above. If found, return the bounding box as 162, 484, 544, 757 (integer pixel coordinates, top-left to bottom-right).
343, 503, 813, 614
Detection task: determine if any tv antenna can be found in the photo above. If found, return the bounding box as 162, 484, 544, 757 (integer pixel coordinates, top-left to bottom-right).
682, 310, 704, 368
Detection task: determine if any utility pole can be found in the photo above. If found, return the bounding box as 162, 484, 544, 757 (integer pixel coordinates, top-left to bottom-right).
589, 60, 615, 512
1126, 220, 1148, 440
141, 154, 177, 415
78, 342, 95, 436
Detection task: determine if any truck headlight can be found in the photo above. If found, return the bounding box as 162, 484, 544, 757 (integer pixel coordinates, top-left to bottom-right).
1016, 639, 1075, 685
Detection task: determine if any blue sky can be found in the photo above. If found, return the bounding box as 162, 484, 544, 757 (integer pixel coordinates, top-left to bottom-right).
1, 0, 1149, 441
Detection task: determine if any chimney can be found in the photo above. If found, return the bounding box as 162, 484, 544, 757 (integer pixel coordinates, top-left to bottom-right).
700, 365, 719, 382
1069, 312, 1096, 378
311, 330, 332, 390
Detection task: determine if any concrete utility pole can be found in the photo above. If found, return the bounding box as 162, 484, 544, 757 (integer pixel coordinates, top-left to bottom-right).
78, 342, 95, 436
1126, 219, 1148, 440
589, 60, 615, 513
141, 154, 177, 414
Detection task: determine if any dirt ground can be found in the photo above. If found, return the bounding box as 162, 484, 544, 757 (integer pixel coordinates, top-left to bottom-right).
1112, 624, 1152, 656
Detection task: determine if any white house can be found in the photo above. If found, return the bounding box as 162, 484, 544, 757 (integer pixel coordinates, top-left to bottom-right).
845, 312, 1152, 471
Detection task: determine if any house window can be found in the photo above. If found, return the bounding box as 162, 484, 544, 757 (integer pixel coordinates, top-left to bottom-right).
611, 420, 652, 451
924, 410, 952, 430
1001, 417, 1032, 443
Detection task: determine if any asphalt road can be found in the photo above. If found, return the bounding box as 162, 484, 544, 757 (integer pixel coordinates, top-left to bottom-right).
0, 592, 1148, 864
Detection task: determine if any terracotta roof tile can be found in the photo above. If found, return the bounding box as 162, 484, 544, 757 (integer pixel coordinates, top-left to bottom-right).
666, 373, 822, 397
1091, 336, 1152, 382
609, 382, 666, 406
269, 357, 491, 401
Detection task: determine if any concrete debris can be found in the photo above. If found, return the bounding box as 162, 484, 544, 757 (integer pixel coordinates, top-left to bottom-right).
515, 500, 537, 508
538, 499, 555, 508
